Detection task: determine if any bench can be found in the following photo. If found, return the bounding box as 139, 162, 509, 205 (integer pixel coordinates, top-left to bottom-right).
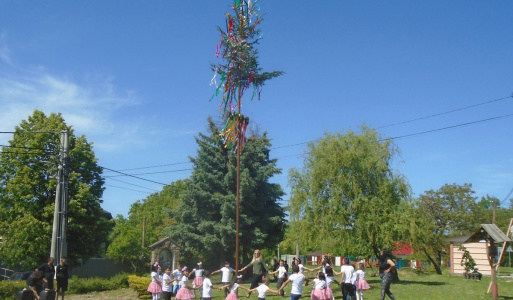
463, 272, 481, 280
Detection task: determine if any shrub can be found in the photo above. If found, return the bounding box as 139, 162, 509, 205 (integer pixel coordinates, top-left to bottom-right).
128, 275, 152, 299
67, 273, 130, 294
0, 280, 26, 300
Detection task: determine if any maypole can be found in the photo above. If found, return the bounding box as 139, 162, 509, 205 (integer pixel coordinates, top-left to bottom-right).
210, 0, 283, 274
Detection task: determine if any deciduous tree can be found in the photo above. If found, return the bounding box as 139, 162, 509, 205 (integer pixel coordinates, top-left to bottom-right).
285, 126, 410, 258
0, 110, 110, 268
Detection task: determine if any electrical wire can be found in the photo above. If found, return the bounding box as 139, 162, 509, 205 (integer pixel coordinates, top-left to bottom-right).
104, 184, 153, 194
500, 187, 513, 206
107, 177, 160, 192
101, 166, 168, 186
103, 168, 193, 178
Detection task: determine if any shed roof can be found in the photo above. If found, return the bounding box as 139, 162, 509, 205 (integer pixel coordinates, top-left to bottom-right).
465, 224, 512, 243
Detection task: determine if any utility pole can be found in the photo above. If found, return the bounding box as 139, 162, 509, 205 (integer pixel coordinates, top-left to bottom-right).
51, 130, 69, 261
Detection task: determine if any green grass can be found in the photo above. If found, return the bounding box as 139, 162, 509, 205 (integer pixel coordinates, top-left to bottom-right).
65, 267, 513, 300
204, 268, 513, 300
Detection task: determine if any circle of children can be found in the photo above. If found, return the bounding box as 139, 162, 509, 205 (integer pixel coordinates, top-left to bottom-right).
148, 250, 397, 300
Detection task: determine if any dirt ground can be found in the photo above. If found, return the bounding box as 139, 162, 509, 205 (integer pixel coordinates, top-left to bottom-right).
64, 288, 140, 300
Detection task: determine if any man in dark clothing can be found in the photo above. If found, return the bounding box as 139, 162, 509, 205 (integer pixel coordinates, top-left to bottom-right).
27, 270, 44, 299
56, 257, 69, 300
38, 257, 56, 290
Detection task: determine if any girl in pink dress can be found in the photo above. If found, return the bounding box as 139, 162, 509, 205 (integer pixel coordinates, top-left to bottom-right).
355, 262, 371, 300
147, 263, 163, 300
223, 275, 242, 300
176, 268, 196, 300
310, 271, 333, 300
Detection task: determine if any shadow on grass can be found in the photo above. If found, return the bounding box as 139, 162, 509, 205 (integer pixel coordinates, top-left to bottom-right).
366, 279, 446, 286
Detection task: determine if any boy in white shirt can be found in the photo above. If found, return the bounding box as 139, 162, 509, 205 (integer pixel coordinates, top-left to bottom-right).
268, 259, 287, 297
240, 278, 280, 300
211, 262, 235, 297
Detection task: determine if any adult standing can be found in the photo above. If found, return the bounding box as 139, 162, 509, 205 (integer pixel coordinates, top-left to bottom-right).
240, 249, 268, 298
38, 257, 55, 290
339, 257, 355, 300
278, 265, 309, 300
56, 257, 69, 300
379, 249, 397, 300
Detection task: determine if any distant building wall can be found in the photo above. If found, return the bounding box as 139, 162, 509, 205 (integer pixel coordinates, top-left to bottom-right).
451, 241, 491, 276
72, 258, 132, 278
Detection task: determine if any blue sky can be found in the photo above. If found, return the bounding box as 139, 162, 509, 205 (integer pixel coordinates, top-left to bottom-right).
1, 1, 512, 218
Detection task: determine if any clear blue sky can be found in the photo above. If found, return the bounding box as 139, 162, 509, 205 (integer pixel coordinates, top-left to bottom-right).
1, 1, 512, 217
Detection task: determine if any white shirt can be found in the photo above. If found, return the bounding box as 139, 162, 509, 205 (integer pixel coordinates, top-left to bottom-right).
202, 278, 213, 298
341, 264, 354, 284
229, 282, 239, 293
163, 273, 173, 292
326, 276, 335, 286
313, 279, 326, 290
288, 273, 306, 295
172, 269, 183, 286
298, 264, 304, 273
193, 268, 204, 277
356, 270, 366, 280
151, 271, 158, 282
220, 267, 234, 283
277, 266, 287, 279
256, 284, 270, 298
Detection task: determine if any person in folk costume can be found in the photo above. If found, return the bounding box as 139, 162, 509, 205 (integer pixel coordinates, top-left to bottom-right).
147, 262, 163, 300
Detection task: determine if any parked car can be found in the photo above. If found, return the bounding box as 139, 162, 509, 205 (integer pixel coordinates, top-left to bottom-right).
9, 271, 32, 281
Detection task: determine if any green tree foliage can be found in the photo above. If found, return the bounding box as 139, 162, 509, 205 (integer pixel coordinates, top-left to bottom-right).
285, 127, 410, 258
477, 195, 513, 233
409, 183, 480, 274
106, 180, 187, 273
0, 110, 111, 269
166, 117, 285, 268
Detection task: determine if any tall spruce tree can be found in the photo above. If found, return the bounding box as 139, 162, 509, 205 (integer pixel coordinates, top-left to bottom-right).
166, 117, 285, 267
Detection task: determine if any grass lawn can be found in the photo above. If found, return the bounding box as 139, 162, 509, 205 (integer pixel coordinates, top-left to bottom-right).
66, 267, 513, 300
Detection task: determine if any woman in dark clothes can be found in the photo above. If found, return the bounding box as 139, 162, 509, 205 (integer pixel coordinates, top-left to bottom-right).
379, 249, 396, 300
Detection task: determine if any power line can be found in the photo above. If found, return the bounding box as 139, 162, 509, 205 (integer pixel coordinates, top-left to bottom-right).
104, 184, 153, 194
102, 161, 192, 173
101, 166, 169, 186
376, 94, 513, 130
104, 168, 193, 178
500, 187, 513, 206
106, 177, 160, 192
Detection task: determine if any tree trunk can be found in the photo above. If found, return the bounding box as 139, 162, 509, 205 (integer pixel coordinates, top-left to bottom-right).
423, 248, 442, 274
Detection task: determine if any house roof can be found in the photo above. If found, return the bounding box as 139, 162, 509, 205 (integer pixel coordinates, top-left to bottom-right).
392, 242, 413, 256
305, 250, 326, 257
465, 224, 512, 243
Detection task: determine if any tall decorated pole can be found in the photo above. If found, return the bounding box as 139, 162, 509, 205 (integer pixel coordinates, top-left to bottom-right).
210, 0, 283, 274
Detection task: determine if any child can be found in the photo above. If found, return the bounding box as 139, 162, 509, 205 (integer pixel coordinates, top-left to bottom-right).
324, 265, 338, 300
162, 267, 174, 300
176, 268, 195, 300
222, 275, 243, 300
211, 262, 235, 297
202, 271, 223, 300
240, 278, 280, 300
355, 263, 370, 300
192, 262, 205, 298
278, 265, 309, 300
172, 264, 183, 295
147, 263, 163, 300
310, 272, 333, 300
268, 260, 287, 297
